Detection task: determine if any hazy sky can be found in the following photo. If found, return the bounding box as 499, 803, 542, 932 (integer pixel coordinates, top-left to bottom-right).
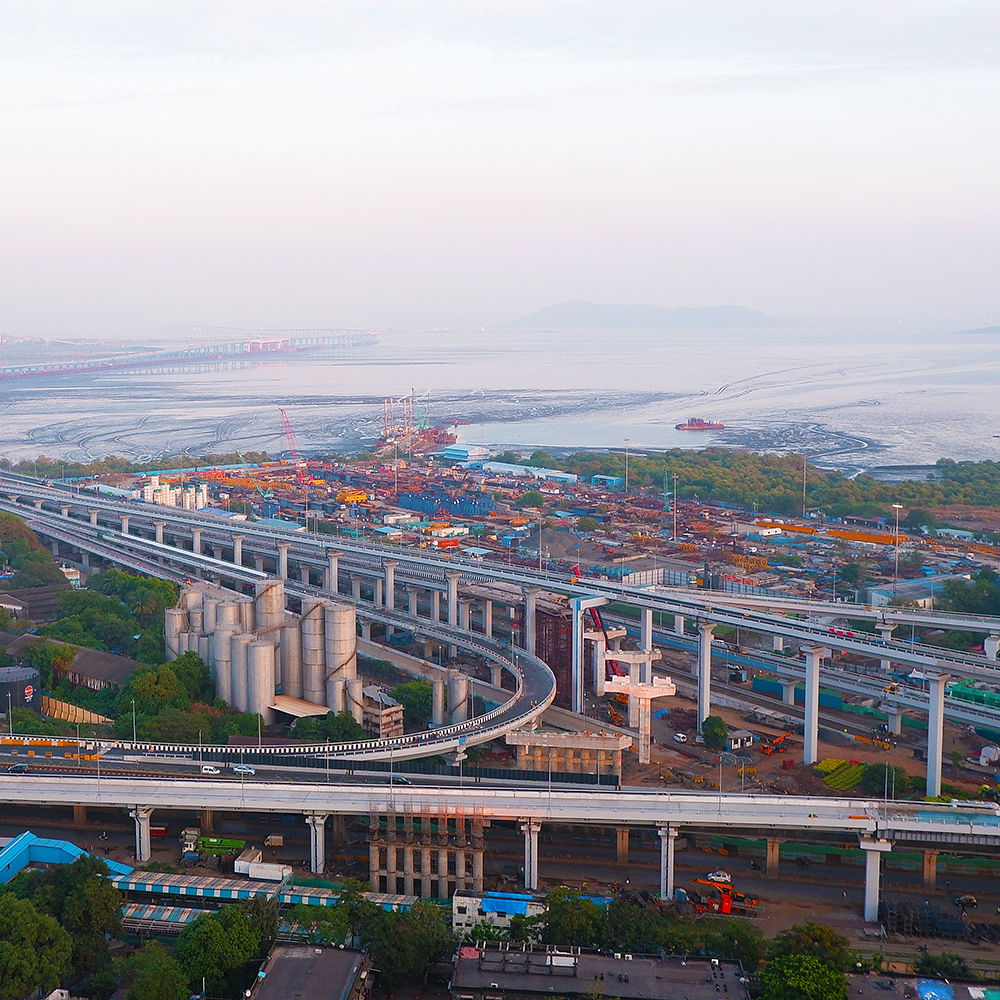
2, 1, 998, 336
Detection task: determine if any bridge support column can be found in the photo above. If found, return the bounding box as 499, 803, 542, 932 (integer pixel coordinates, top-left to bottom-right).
877, 624, 895, 671
369, 844, 380, 889
431, 589, 441, 623
374, 578, 383, 606
253, 554, 264, 572
89, 509, 99, 526
885, 708, 905, 736
33, 499, 43, 509
490, 663, 503, 688
277, 542, 290, 579
780, 680, 797, 705
307, 813, 328, 874
325, 550, 341, 594
432, 679, 446, 727
926, 673, 951, 799
765, 838, 781, 875
130, 806, 154, 863
616, 827, 629, 864
60, 503, 70, 518
861, 837, 893, 922
985, 634, 1000, 660
482, 599, 493, 638
640, 608, 653, 673
408, 588, 418, 616
521, 819, 541, 890
232, 533, 244, 566
81, 551, 90, 569
446, 571, 461, 627
922, 849, 939, 889
674, 613, 685, 636
351, 577, 361, 601
360, 621, 371, 640
191, 527, 202, 555
571, 597, 608, 714
459, 599, 471, 631
383, 560, 397, 609
120, 515, 130, 535
523, 587, 540, 654
299, 563, 310, 585
802, 646, 825, 765
73, 805, 87, 825
771, 634, 784, 652
200, 809, 215, 833
659, 825, 679, 900
696, 622, 715, 733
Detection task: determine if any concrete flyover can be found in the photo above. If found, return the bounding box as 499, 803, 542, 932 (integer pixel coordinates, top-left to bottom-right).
3, 774, 1000, 921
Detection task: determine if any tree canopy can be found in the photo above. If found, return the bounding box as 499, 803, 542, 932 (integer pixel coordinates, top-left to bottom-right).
117, 941, 189, 1000
701, 715, 728, 750
768, 923, 855, 972
0, 894, 73, 1000
759, 954, 849, 1000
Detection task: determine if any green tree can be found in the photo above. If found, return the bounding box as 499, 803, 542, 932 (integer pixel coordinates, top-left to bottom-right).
289, 903, 350, 945
534, 887, 604, 948
914, 950, 973, 981
390, 680, 433, 730
759, 954, 849, 1000
514, 490, 546, 508
701, 715, 728, 751
769, 923, 855, 972
356, 899, 452, 990
577, 516, 599, 532
0, 893, 73, 1000
859, 763, 912, 798
118, 941, 189, 1000
177, 904, 261, 994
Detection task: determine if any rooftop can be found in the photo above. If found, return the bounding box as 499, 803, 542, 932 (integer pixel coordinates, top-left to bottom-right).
255, 945, 369, 1000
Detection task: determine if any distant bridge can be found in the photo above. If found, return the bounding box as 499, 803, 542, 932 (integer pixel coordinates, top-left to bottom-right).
0, 330, 377, 380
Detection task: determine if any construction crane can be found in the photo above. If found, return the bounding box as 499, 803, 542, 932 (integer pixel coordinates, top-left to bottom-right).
760, 732, 792, 756
278, 408, 307, 483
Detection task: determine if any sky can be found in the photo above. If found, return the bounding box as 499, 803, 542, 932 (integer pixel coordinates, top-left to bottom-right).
1, 1, 998, 337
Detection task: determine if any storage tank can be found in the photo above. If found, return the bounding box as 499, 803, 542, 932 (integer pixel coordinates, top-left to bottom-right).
187, 606, 204, 635
301, 600, 326, 705
328, 677, 346, 715
201, 596, 219, 633
216, 601, 242, 629
280, 624, 303, 699
248, 640, 276, 723
0, 666, 42, 715
254, 579, 285, 632
239, 599, 255, 632
230, 633, 253, 713
346, 677, 365, 725
212, 625, 237, 703
197, 635, 210, 662
448, 670, 470, 724
164, 609, 186, 659
323, 602, 357, 682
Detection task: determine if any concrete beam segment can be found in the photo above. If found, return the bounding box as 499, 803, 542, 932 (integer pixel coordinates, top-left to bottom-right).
130, 806, 154, 863
520, 819, 542, 890
802, 646, 825, 765
696, 622, 715, 732
860, 837, 893, 922
926, 673, 951, 799
306, 813, 329, 874
658, 826, 679, 900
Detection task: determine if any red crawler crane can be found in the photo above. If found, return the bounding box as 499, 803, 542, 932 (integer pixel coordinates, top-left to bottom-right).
278, 407, 307, 484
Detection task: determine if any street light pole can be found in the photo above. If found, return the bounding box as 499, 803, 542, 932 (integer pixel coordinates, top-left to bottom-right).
6, 692, 11, 736
131, 698, 137, 743
672, 474, 679, 543
624, 438, 630, 494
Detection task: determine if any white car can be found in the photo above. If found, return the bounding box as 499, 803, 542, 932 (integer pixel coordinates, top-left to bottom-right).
707, 870, 732, 884
673, 732, 688, 744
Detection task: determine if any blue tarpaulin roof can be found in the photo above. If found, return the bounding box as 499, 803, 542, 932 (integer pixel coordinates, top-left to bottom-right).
916, 981, 955, 1000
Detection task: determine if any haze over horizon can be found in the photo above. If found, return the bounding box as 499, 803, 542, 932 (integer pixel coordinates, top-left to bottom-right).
2, 1, 997, 338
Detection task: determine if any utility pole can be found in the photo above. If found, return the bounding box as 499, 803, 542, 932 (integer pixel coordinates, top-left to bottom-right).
801, 454, 807, 520
672, 473, 679, 542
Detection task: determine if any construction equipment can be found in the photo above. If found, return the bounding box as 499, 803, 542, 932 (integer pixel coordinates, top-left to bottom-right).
236, 452, 274, 499
278, 408, 307, 483
760, 733, 792, 756
689, 879, 760, 916
588, 606, 626, 678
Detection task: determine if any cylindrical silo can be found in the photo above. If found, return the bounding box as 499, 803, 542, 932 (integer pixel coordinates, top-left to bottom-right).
248, 640, 276, 723
212, 625, 237, 704
301, 601, 326, 705
164, 609, 186, 659
432, 679, 446, 727
187, 607, 203, 635
346, 677, 365, 726
254, 579, 285, 632
216, 601, 242, 628
239, 599, 255, 633
201, 596, 219, 633
230, 633, 253, 713
328, 677, 346, 715
323, 602, 357, 682
197, 635, 210, 662
448, 670, 469, 724
280, 625, 303, 700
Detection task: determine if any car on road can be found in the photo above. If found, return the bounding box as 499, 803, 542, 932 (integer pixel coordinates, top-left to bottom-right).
673, 732, 688, 744
6, 763, 28, 773
706, 870, 732, 884
232, 764, 256, 776
390, 775, 412, 785
955, 894, 978, 909
200, 764, 221, 775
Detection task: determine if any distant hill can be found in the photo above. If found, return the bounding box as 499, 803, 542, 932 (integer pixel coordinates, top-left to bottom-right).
957, 324, 1000, 335
506, 300, 778, 329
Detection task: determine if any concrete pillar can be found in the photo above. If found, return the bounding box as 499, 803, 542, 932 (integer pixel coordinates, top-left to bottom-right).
89, 509, 99, 526
277, 542, 290, 579
431, 589, 441, 622
437, 848, 450, 897
985, 634, 1000, 660
191, 527, 202, 555
802, 646, 823, 765
771, 634, 784, 652
120, 514, 130, 534
523, 587, 539, 655
254, 554, 264, 572
473, 849, 484, 892
640, 607, 653, 658
81, 551, 90, 569
926, 673, 951, 798
325, 550, 341, 594
73, 805, 87, 825
403, 845, 415, 896
861, 837, 893, 922
885, 707, 905, 736
877, 624, 896, 672
360, 621, 371, 640
432, 679, 446, 727
383, 560, 397, 609
922, 850, 938, 889
456, 848, 467, 890
780, 680, 797, 705
130, 806, 154, 863
459, 599, 471, 631
521, 819, 541, 890
765, 838, 781, 875
616, 827, 629, 865
482, 599, 493, 638
446, 571, 461, 627
200, 809, 215, 833
374, 578, 383, 607
307, 813, 328, 874
593, 637, 607, 698
673, 613, 685, 636
696, 622, 715, 732
351, 577, 362, 601
369, 843, 380, 889
490, 663, 503, 688
60, 503, 70, 518
421, 847, 433, 898
232, 533, 244, 566
408, 587, 418, 616
33, 499, 43, 509
659, 825, 679, 900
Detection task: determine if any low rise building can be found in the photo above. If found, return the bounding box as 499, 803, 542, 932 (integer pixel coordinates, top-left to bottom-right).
452, 891, 546, 934
362, 685, 403, 739
252, 945, 373, 1000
